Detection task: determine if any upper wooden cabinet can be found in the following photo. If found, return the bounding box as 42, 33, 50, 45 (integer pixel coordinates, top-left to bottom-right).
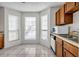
60, 5, 65, 25
56, 10, 60, 25
65, 2, 79, 13
56, 5, 73, 26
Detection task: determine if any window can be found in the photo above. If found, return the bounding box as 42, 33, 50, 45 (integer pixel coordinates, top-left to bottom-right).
25, 17, 36, 40
41, 15, 48, 40
8, 15, 19, 41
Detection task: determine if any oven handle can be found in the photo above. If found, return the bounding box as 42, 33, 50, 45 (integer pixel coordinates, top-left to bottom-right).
54, 36, 56, 40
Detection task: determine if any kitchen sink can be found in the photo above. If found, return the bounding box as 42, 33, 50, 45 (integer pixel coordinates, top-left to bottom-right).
58, 34, 79, 43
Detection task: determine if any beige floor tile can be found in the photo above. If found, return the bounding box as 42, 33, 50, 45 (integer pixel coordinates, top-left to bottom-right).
0, 44, 56, 57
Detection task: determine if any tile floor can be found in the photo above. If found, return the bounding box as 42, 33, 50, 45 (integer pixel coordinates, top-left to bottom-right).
0, 44, 56, 57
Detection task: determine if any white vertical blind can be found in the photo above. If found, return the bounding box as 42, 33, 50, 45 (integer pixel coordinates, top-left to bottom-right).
8, 15, 19, 41
41, 15, 48, 40
25, 17, 36, 40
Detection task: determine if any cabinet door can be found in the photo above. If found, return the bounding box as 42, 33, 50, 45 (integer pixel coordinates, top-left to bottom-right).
60, 6, 65, 24
56, 38, 62, 57
0, 37, 4, 48
64, 41, 78, 56
56, 42, 62, 57
78, 49, 79, 57
56, 10, 60, 25
66, 2, 75, 12
63, 49, 74, 57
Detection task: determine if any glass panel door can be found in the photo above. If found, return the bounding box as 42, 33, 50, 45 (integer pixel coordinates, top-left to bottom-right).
25, 17, 36, 40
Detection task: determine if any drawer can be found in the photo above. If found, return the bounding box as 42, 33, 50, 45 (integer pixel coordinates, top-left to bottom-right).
56, 37, 62, 45
63, 41, 78, 56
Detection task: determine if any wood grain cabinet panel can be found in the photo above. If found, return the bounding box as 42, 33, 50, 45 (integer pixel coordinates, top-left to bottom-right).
55, 37, 79, 57
60, 5, 65, 24
63, 49, 74, 57
76, 2, 79, 6
56, 10, 60, 25
0, 34, 4, 49
65, 2, 79, 13
56, 37, 62, 45
78, 49, 79, 56
55, 5, 73, 26
63, 41, 78, 57
56, 37, 63, 57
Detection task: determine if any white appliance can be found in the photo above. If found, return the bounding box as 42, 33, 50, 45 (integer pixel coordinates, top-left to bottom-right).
50, 35, 56, 53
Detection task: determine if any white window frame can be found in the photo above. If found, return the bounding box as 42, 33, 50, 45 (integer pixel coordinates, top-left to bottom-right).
8, 14, 19, 41
24, 17, 36, 40
41, 14, 48, 40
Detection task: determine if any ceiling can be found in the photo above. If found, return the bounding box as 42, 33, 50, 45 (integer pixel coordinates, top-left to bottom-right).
0, 2, 64, 12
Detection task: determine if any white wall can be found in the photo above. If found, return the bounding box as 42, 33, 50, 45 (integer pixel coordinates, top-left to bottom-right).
21, 12, 40, 44
39, 7, 60, 48
70, 11, 79, 31
0, 7, 4, 32
39, 8, 51, 48
50, 7, 59, 31
4, 8, 22, 48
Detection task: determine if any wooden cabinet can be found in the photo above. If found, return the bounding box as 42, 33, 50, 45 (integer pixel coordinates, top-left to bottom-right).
56, 37, 63, 57
55, 2, 79, 26
76, 2, 79, 6
0, 34, 4, 48
65, 2, 79, 13
55, 37, 79, 57
63, 49, 74, 57
56, 10, 60, 25
59, 6, 65, 24
63, 41, 78, 57
56, 5, 73, 26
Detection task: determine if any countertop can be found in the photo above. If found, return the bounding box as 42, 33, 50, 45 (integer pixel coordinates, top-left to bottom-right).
51, 33, 79, 48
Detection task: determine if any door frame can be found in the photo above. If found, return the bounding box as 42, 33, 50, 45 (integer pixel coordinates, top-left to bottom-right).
21, 12, 40, 44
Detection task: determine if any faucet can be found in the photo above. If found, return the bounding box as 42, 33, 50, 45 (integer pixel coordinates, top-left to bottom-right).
68, 26, 71, 36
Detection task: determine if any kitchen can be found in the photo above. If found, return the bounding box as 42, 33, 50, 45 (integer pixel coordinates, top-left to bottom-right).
0, 2, 79, 57
50, 2, 79, 57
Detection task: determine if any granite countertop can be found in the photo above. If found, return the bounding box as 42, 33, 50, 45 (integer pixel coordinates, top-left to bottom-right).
51, 33, 79, 48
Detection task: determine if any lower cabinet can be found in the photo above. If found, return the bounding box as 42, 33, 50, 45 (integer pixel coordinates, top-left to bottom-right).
56, 37, 63, 57
63, 49, 74, 57
56, 37, 78, 57
0, 34, 4, 48
63, 41, 78, 57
